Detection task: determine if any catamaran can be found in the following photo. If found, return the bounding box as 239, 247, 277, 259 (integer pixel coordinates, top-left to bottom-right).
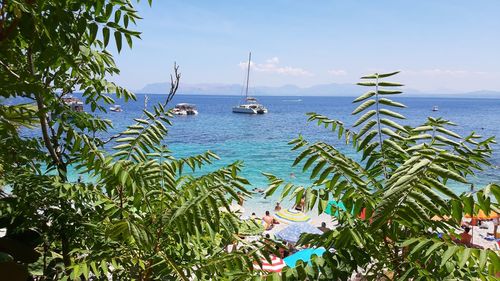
232, 52, 268, 114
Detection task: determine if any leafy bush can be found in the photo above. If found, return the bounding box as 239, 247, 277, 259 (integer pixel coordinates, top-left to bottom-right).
265, 71, 500, 280
0, 1, 266, 279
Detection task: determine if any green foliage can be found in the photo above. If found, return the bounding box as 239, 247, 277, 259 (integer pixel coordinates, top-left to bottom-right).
0, 1, 266, 280
266, 72, 500, 280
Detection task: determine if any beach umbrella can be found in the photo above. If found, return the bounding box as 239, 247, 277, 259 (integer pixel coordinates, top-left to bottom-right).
276, 222, 322, 244
431, 215, 451, 221
275, 209, 310, 223
253, 255, 285, 273
463, 210, 499, 244
324, 200, 346, 216
283, 248, 326, 268
464, 210, 499, 220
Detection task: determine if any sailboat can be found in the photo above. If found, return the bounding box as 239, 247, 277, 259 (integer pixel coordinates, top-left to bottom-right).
232, 52, 268, 114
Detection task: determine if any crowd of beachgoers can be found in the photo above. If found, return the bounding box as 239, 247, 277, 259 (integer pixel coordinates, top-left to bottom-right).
228, 189, 500, 275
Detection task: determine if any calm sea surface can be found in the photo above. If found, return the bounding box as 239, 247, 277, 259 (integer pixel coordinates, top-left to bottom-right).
92, 94, 500, 210
19, 94, 500, 211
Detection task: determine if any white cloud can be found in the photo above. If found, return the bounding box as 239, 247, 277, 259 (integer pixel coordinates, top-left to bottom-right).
239, 57, 313, 77
327, 69, 347, 76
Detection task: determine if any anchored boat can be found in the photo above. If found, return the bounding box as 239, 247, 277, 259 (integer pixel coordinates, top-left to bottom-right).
110, 105, 123, 112
232, 52, 268, 114
172, 103, 198, 115
62, 96, 84, 112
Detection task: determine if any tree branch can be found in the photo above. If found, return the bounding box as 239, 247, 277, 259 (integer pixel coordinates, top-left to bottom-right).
27, 47, 62, 166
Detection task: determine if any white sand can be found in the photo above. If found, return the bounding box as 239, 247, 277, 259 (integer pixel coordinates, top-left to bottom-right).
241, 201, 497, 250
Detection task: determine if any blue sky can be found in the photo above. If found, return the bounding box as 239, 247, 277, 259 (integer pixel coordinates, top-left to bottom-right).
111, 0, 500, 92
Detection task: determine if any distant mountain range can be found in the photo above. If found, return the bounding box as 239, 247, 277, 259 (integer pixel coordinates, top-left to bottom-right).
138, 82, 500, 98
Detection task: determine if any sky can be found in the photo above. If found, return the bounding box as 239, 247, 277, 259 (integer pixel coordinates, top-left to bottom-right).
110, 0, 500, 93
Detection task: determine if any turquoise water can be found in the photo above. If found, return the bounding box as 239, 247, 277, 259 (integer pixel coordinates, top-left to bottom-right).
91, 94, 500, 212
21, 94, 500, 213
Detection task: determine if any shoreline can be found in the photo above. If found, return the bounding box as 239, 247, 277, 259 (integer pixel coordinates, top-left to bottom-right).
239, 197, 498, 250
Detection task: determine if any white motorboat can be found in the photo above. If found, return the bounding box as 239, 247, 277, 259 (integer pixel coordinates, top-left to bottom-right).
110, 105, 123, 112
232, 52, 268, 114
432, 105, 439, 111
172, 103, 198, 115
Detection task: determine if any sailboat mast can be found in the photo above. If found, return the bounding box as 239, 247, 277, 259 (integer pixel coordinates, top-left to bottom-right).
245, 52, 251, 99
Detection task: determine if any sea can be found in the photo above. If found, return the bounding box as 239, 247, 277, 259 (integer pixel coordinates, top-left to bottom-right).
85, 94, 500, 212
15, 94, 500, 213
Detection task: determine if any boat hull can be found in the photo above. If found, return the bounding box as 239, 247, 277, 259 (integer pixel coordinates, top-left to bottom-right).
232, 106, 257, 114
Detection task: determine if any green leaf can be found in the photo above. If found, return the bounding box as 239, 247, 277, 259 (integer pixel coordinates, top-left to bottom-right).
435, 135, 460, 146
303, 154, 319, 172
440, 246, 458, 266
357, 120, 377, 137
360, 73, 378, 79
352, 100, 376, 115
379, 109, 405, 119
383, 139, 407, 155
380, 118, 407, 132
459, 247, 472, 268
353, 91, 375, 103
436, 127, 461, 139
310, 160, 327, 179
378, 89, 402, 95
377, 71, 400, 78
378, 81, 404, 87
478, 249, 488, 269
358, 130, 378, 151
114, 31, 122, 52
425, 241, 444, 256
378, 98, 406, 108
381, 128, 404, 140
428, 165, 467, 183
357, 82, 376, 87
360, 71, 400, 79
424, 178, 461, 199
103, 27, 110, 47
451, 200, 463, 222
353, 110, 376, 127
81, 262, 89, 280
410, 239, 431, 255
89, 23, 98, 43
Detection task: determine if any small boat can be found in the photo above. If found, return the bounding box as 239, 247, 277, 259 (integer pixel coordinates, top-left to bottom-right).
110, 105, 123, 112
432, 105, 439, 112
62, 96, 84, 112
172, 103, 198, 115
232, 52, 268, 114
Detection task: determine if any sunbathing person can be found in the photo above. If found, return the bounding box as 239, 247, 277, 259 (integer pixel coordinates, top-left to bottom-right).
262, 211, 279, 230
318, 222, 331, 233
252, 187, 265, 194
274, 202, 282, 211
294, 197, 305, 212
237, 191, 244, 206
456, 226, 473, 246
